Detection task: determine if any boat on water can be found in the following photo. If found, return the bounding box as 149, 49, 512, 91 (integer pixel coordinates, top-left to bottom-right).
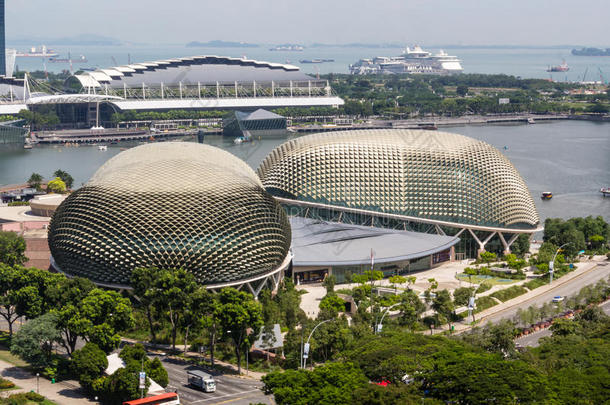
572, 47, 610, 56
600, 188, 610, 197
98, 145, 107, 151
270, 45, 304, 51
15, 45, 58, 58
350, 45, 463, 75
49, 53, 88, 63
546, 60, 569, 72
541, 192, 553, 200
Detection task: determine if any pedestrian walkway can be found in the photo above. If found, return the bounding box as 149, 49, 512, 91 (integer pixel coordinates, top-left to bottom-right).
0, 359, 98, 405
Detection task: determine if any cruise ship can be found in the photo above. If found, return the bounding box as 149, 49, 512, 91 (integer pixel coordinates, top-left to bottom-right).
350, 45, 463, 75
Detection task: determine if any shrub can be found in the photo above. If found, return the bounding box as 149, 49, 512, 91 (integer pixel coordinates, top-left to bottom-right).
490, 286, 528, 302
25, 392, 45, 402
474, 296, 497, 314
7, 201, 29, 206
524, 278, 547, 290
0, 377, 15, 389
453, 287, 475, 307
71, 342, 108, 392
476, 282, 492, 294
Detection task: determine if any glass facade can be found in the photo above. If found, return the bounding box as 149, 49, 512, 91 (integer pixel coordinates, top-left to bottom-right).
0, 0, 5, 76
223, 109, 287, 137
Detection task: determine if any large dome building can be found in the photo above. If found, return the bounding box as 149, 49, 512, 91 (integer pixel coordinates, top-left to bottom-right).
258, 129, 540, 263
48, 142, 291, 294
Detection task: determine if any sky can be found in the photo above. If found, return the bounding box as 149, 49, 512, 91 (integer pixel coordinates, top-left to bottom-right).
5, 0, 609, 46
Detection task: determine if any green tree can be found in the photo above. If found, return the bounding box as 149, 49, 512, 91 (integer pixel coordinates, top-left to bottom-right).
27, 173, 43, 190
10, 313, 61, 369
319, 294, 345, 314
99, 367, 146, 405
71, 342, 108, 392
53, 170, 74, 189
130, 267, 161, 342
453, 287, 475, 307
262, 362, 368, 405
322, 274, 336, 294
215, 288, 263, 374
432, 289, 454, 327
511, 234, 531, 256
479, 251, 497, 264
456, 85, 469, 96
0, 231, 27, 266
153, 268, 198, 350
423, 352, 550, 403
388, 275, 406, 293
46, 177, 66, 194
550, 318, 579, 336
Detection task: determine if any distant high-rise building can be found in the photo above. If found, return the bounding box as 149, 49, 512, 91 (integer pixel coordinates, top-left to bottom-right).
0, 0, 5, 76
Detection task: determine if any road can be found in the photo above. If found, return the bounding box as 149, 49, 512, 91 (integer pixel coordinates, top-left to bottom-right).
479, 263, 610, 325
516, 299, 610, 347
159, 356, 271, 405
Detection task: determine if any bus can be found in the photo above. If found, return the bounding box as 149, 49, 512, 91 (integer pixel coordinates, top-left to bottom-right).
123, 392, 180, 405
187, 370, 216, 393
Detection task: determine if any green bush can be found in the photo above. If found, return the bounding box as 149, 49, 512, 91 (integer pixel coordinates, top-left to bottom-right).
25, 392, 45, 402
474, 296, 497, 314
490, 286, 528, 302
476, 282, 492, 294
453, 287, 475, 307
71, 342, 108, 392
0, 378, 15, 389
7, 201, 29, 206
524, 278, 547, 290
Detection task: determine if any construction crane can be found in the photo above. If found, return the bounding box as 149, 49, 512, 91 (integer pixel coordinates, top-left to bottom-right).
598, 67, 606, 84
581, 67, 588, 83
111, 56, 118, 66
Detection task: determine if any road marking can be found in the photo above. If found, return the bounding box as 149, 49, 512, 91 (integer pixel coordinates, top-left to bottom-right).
190, 389, 261, 404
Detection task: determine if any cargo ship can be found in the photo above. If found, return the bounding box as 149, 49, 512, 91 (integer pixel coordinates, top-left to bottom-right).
572, 47, 610, 56
48, 53, 88, 63
15, 45, 58, 58
546, 60, 569, 72
350, 45, 463, 75
270, 44, 304, 51
299, 59, 334, 63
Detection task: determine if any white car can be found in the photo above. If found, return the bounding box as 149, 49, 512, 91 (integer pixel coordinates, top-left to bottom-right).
552, 296, 564, 303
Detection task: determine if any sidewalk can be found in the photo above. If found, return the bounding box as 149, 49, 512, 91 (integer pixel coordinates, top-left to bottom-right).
0, 359, 98, 405
438, 259, 604, 334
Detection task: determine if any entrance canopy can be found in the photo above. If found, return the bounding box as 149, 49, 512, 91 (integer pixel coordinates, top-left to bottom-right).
290, 216, 459, 267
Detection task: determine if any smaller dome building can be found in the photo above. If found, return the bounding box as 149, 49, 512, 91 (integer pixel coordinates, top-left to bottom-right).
48, 142, 291, 293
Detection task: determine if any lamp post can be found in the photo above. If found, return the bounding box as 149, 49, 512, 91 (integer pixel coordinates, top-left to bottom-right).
302, 319, 332, 369
550, 243, 572, 284
36, 372, 39, 394
375, 302, 402, 334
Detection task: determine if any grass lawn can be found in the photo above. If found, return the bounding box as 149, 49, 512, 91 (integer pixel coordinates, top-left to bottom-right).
456, 274, 516, 285
0, 348, 28, 368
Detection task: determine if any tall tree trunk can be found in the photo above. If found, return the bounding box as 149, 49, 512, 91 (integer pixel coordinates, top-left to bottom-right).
235, 342, 241, 374
169, 305, 177, 350
184, 325, 190, 355
146, 305, 156, 343
210, 328, 216, 366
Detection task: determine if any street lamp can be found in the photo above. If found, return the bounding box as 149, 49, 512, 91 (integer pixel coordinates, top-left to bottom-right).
550, 243, 572, 284
36, 372, 39, 394
302, 319, 332, 369
375, 302, 402, 334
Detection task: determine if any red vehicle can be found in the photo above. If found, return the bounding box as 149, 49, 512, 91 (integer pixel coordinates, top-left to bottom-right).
373, 379, 391, 387
123, 392, 180, 405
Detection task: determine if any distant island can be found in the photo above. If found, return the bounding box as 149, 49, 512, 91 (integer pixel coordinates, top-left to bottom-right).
572, 47, 610, 56
186, 40, 258, 48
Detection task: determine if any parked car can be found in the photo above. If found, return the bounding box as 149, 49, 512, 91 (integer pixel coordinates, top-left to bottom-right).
552, 296, 564, 303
